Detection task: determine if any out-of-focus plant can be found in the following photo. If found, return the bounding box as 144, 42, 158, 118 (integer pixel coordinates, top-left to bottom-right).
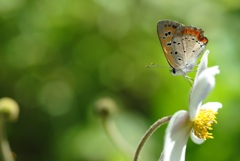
0, 97, 19, 161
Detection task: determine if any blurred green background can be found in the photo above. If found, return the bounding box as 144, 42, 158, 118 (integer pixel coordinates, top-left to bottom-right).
0, 0, 239, 161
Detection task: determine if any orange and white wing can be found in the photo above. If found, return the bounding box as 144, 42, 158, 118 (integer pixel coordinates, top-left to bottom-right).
157, 20, 183, 69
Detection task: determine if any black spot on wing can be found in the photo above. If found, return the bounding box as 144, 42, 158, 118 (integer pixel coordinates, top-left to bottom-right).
172, 25, 178, 29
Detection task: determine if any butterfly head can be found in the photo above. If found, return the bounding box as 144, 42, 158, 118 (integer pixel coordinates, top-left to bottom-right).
170, 68, 186, 76
170, 62, 195, 76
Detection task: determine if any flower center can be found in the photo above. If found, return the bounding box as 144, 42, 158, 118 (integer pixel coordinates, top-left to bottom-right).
193, 108, 218, 140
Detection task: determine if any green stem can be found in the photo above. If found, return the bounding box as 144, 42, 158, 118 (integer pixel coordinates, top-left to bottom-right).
133, 116, 171, 161
101, 116, 134, 159
0, 115, 15, 161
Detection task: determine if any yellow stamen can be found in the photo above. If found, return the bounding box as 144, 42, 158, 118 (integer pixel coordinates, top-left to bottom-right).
193, 108, 218, 140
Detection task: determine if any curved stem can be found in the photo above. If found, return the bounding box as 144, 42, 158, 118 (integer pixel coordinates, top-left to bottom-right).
0, 115, 15, 161
95, 97, 134, 159
133, 116, 171, 161
101, 116, 134, 159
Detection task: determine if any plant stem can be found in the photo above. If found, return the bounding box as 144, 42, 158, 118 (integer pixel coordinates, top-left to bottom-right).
0, 115, 15, 161
133, 116, 171, 161
101, 116, 134, 159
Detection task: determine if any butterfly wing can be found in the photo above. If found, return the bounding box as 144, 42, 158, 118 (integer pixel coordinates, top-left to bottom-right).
171, 26, 208, 71
157, 20, 183, 69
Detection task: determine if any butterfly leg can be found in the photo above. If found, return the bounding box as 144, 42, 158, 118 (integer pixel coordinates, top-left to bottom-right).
184, 75, 194, 86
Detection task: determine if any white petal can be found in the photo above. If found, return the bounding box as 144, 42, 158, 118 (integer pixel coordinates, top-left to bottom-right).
195, 50, 209, 79
190, 131, 205, 144
163, 110, 192, 161
200, 102, 222, 112
189, 78, 214, 119
204, 66, 220, 76
189, 67, 219, 120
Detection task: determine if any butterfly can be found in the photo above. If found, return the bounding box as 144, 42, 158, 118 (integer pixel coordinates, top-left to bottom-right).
157, 20, 208, 76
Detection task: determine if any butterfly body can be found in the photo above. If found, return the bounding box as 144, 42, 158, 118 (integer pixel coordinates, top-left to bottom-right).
157, 20, 208, 76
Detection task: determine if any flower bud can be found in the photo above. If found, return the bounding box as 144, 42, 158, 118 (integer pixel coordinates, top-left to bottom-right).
0, 97, 19, 121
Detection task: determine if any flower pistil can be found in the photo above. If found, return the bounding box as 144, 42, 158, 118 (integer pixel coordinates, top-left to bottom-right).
192, 108, 218, 140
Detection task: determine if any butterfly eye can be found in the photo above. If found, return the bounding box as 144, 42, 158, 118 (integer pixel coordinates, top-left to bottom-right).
171, 68, 176, 75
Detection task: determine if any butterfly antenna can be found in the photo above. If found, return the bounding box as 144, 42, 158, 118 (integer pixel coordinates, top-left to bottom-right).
145, 63, 171, 69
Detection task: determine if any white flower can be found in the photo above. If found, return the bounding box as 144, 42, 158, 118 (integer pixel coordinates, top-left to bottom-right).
162, 50, 222, 161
